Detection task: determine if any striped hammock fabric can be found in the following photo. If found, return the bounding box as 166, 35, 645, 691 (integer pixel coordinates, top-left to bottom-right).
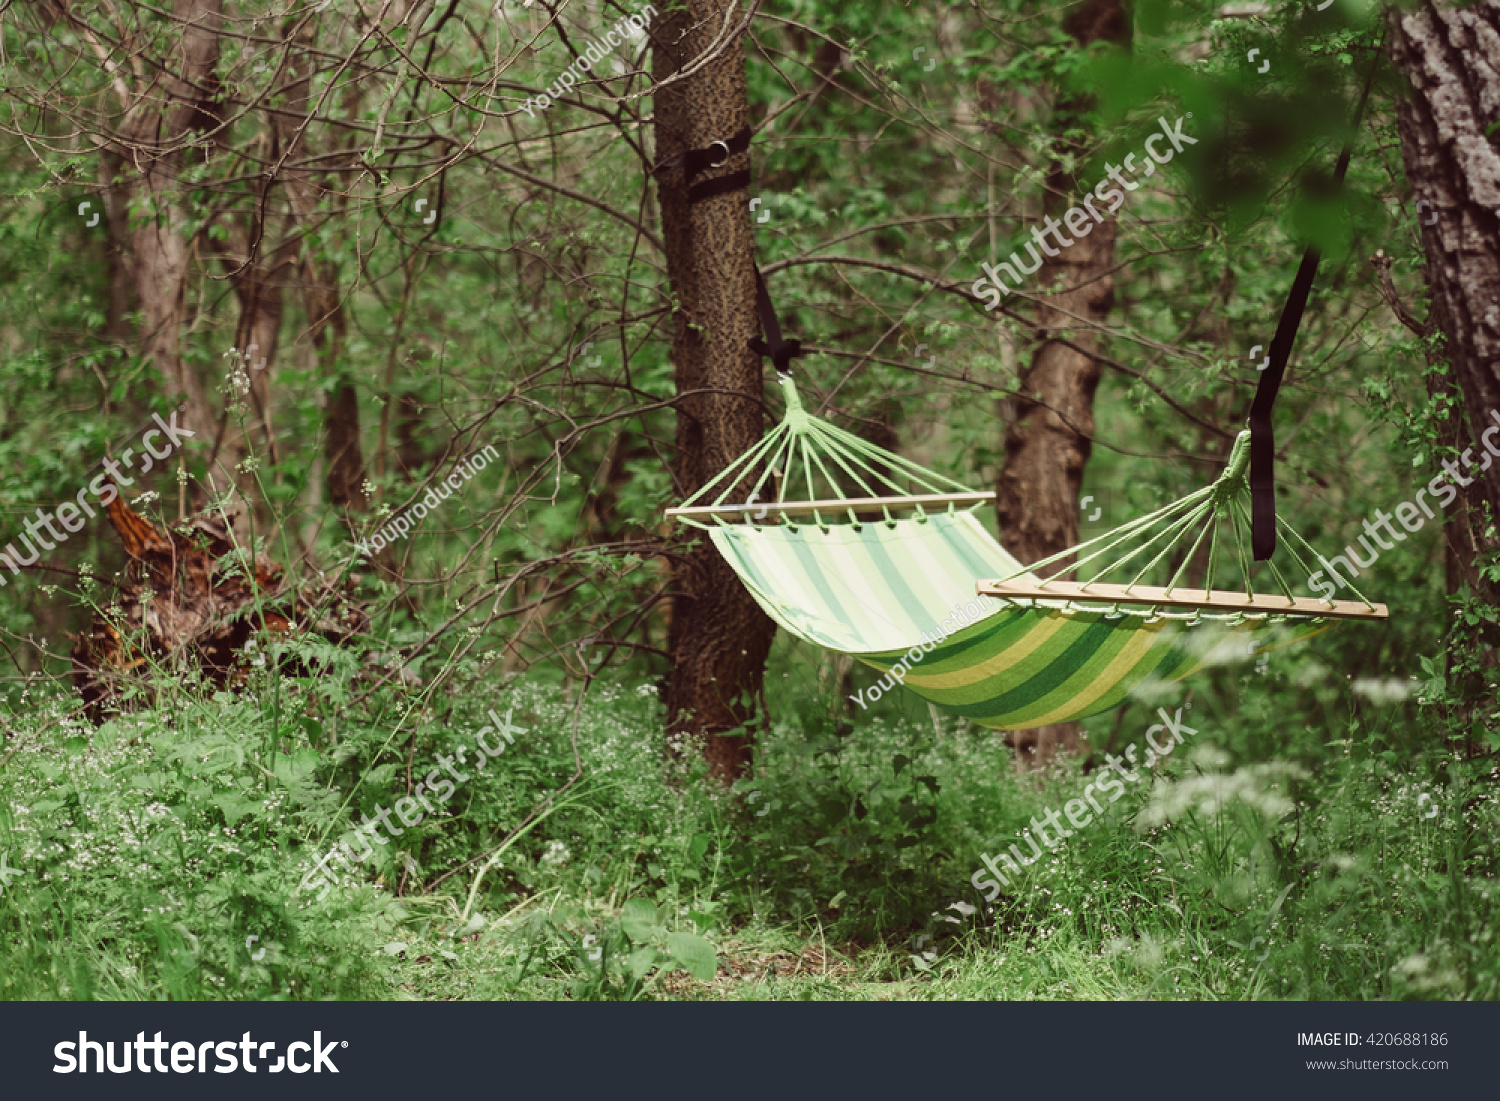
710, 510, 1325, 730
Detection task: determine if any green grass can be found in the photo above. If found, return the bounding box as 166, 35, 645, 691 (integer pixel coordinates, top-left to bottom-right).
1, 634, 1496, 1001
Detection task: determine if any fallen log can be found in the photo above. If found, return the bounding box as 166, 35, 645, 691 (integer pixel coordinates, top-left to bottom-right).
70, 494, 368, 721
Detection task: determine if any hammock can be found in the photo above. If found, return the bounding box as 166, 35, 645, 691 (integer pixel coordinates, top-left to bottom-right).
666, 377, 1386, 731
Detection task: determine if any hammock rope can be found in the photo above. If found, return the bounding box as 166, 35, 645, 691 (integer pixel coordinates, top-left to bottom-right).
986, 429, 1380, 615
676, 377, 981, 529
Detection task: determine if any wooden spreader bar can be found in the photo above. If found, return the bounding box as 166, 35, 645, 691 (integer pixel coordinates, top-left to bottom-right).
978, 579, 1388, 621
666, 491, 995, 522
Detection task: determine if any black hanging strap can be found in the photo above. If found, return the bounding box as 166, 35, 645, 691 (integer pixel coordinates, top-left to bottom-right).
1248, 40, 1382, 560
748, 267, 803, 376
681, 125, 751, 178
689, 169, 752, 205
653, 126, 753, 205
1248, 247, 1322, 560
655, 128, 801, 373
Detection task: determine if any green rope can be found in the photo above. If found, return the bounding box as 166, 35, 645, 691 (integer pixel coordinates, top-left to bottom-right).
1231, 499, 1295, 603
1163, 510, 1216, 594
1120, 499, 1216, 591
1275, 512, 1378, 610
1229, 494, 1255, 596
680, 422, 786, 512
1203, 510, 1221, 592
809, 414, 973, 494
806, 421, 890, 501
797, 435, 818, 511
1001, 486, 1213, 585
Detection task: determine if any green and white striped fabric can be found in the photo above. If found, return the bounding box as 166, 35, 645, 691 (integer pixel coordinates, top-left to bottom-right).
710, 511, 1320, 731
711, 511, 1023, 652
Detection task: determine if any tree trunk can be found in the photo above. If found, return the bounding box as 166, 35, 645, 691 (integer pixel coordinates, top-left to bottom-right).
1387, 0, 1500, 590
220, 22, 322, 476
995, 0, 1130, 769
654, 0, 775, 784
1387, 0, 1500, 745
99, 147, 135, 349
323, 376, 369, 513
218, 217, 294, 503
119, 0, 225, 487
265, 18, 369, 519
395, 390, 430, 480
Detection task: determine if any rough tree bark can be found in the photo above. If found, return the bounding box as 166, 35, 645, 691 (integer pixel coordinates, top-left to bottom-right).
1387, 1, 1500, 592
1371, 252, 1481, 598
1386, 0, 1500, 740
321, 361, 370, 512
653, 0, 776, 784
994, 0, 1130, 769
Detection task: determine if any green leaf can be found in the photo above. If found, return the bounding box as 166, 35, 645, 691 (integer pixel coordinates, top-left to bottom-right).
199, 741, 244, 773
665, 931, 717, 982
626, 945, 659, 980
274, 747, 322, 786
620, 898, 661, 942
688, 832, 710, 864
210, 794, 259, 827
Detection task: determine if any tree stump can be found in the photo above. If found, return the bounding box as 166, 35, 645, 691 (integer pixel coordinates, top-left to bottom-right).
70, 494, 368, 721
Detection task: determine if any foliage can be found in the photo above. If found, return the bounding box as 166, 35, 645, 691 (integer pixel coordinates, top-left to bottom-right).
0, 0, 1494, 1003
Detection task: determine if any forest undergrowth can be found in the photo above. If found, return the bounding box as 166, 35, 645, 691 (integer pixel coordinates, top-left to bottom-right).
1, 609, 1495, 1003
